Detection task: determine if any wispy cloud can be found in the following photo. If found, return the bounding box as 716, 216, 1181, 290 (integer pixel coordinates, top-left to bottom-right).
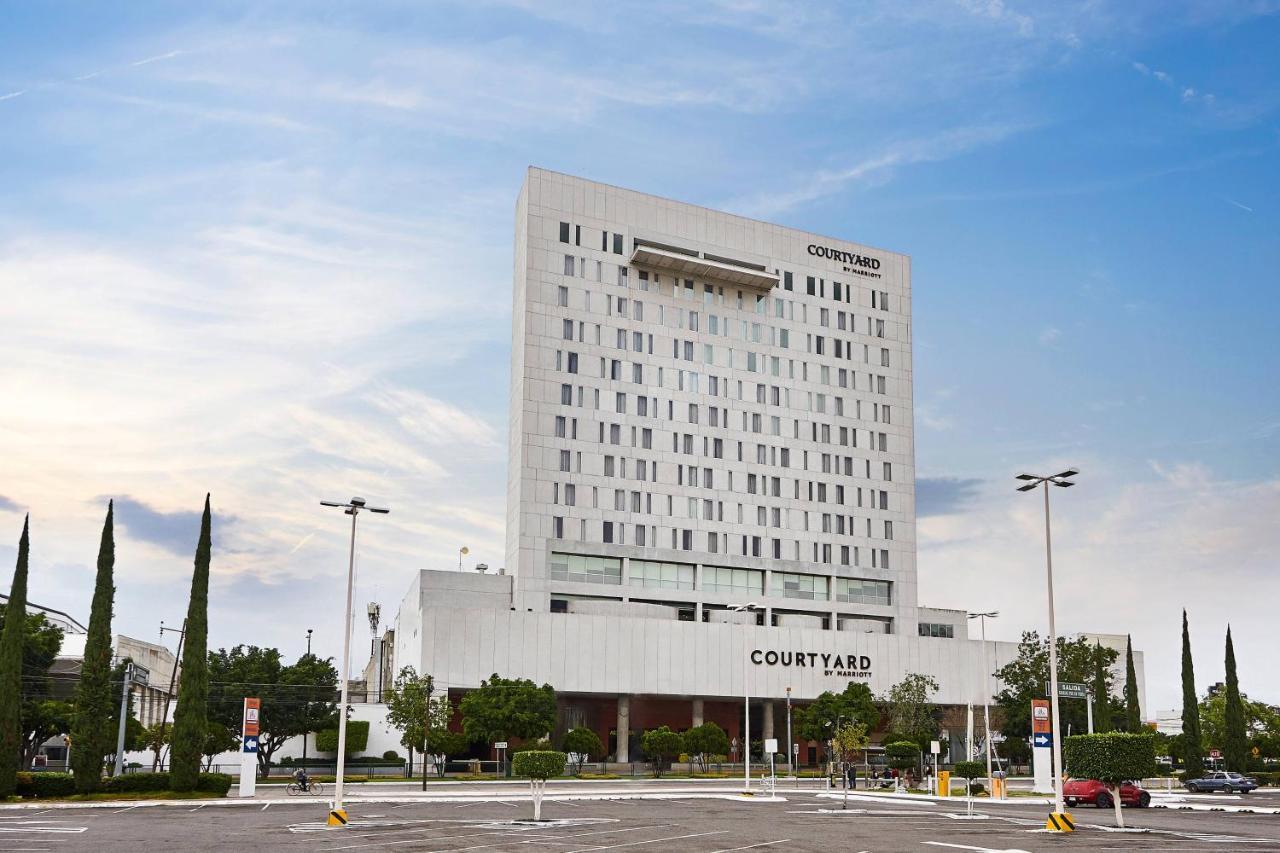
730, 123, 1029, 216
1038, 327, 1062, 346
1225, 197, 1254, 213
130, 50, 182, 67
1132, 59, 1216, 107
0, 495, 23, 513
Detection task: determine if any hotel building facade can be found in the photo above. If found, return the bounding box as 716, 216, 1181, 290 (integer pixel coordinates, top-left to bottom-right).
393, 168, 1144, 761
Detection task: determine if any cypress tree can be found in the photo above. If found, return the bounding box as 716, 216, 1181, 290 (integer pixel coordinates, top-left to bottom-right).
70, 501, 116, 792
0, 517, 31, 797
1181, 610, 1204, 778
1090, 643, 1113, 732
1123, 634, 1142, 733
170, 496, 211, 791
1223, 626, 1248, 772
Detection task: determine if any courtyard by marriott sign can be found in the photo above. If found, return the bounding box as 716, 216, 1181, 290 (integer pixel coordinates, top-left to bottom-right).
751, 649, 872, 678
807, 243, 883, 279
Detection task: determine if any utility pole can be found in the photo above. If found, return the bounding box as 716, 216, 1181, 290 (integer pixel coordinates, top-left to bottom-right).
113, 662, 134, 777
152, 620, 186, 771
785, 686, 793, 779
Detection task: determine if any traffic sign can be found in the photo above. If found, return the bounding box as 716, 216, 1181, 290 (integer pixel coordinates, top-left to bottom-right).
242, 736, 259, 753
1210, 749, 1222, 759
1033, 732, 1053, 749
494, 741, 508, 750
1047, 681, 1088, 700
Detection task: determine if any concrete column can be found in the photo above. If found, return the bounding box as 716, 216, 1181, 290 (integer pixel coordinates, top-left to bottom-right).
616, 695, 631, 763
692, 698, 705, 728
762, 700, 775, 741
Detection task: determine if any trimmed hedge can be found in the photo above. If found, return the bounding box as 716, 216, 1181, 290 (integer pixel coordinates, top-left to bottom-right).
952, 761, 985, 781
1064, 733, 1156, 783
315, 720, 370, 754
512, 750, 567, 780
102, 772, 232, 795
14, 771, 231, 798
16, 772, 76, 798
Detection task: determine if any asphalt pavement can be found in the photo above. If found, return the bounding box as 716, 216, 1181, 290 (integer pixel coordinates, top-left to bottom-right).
3, 783, 1279, 852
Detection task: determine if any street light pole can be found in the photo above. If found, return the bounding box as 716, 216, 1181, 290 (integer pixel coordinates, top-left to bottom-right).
306, 628, 313, 656
321, 497, 390, 821
1016, 469, 1077, 819
968, 611, 998, 799
785, 686, 793, 779
731, 602, 758, 794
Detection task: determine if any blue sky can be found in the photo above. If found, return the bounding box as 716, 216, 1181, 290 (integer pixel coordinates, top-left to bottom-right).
1, 1, 1277, 712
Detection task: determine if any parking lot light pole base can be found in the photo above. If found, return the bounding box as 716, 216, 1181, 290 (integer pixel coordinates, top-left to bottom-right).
1045, 812, 1075, 833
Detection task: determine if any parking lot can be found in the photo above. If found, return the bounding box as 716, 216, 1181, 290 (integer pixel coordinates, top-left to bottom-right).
4, 786, 1280, 852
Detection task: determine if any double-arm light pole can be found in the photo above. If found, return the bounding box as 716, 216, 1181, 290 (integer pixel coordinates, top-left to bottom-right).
321, 496, 389, 820
967, 611, 998, 798
1016, 468, 1077, 819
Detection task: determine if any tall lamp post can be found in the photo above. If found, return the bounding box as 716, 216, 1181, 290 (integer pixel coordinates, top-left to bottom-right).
968, 611, 998, 798
306, 628, 313, 656
321, 496, 389, 821
731, 602, 758, 793
785, 686, 793, 779
1016, 468, 1077, 819
458, 546, 469, 571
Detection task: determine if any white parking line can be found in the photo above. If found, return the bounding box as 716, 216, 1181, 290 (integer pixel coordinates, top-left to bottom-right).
560, 830, 729, 853
710, 840, 790, 852
261, 803, 271, 811
921, 843, 1032, 853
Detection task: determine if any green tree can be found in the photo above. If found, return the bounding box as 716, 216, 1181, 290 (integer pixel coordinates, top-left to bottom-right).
831, 720, 869, 769
640, 726, 684, 777
170, 496, 212, 791
1091, 643, 1114, 733
1123, 635, 1142, 733
561, 727, 604, 774
202, 720, 239, 770
0, 604, 67, 772
882, 673, 940, 752
1064, 733, 1156, 828
459, 673, 556, 745
995, 631, 1121, 746
953, 760, 985, 796
71, 503, 117, 791
1180, 610, 1203, 778
512, 750, 566, 820
885, 740, 921, 780
427, 727, 468, 777
795, 682, 880, 757
683, 722, 730, 773
1223, 627, 1248, 773
207, 646, 339, 778
0, 517, 31, 797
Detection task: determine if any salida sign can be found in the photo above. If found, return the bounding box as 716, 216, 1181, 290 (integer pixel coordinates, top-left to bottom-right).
750, 649, 872, 679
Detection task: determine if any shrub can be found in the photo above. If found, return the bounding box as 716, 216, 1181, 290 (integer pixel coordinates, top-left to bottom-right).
315, 720, 370, 755
382, 750, 401, 761
969, 781, 986, 795
885, 741, 921, 772
952, 760, 985, 781
641, 727, 685, 778
15, 772, 76, 798
101, 772, 232, 796
512, 751, 567, 780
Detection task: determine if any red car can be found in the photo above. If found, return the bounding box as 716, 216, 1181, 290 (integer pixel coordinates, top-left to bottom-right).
1063, 778, 1151, 809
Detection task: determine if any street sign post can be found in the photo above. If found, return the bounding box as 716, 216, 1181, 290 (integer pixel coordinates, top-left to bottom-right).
1031, 699, 1053, 793
1047, 682, 1088, 700
238, 698, 261, 798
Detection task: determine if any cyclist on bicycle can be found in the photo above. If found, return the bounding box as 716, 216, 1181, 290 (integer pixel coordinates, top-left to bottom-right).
293, 767, 310, 792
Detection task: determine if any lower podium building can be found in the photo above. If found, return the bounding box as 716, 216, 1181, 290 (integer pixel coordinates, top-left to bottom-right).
392, 168, 1144, 762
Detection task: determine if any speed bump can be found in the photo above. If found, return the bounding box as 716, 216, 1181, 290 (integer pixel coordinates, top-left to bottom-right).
327, 809, 348, 827
1045, 811, 1075, 832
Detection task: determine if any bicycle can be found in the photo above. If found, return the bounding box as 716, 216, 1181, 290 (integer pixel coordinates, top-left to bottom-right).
286, 781, 325, 796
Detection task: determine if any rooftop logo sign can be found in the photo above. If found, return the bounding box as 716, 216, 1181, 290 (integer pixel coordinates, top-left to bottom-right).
807, 243, 883, 280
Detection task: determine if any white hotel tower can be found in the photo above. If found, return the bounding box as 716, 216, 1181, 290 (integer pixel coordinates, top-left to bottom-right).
508, 166, 924, 635
392, 167, 1144, 761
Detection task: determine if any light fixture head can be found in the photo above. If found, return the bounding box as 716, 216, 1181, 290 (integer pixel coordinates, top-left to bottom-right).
1016, 482, 1039, 492
1015, 473, 1038, 481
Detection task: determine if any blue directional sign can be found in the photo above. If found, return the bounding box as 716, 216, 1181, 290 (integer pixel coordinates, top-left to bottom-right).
1033, 732, 1053, 748
243, 736, 259, 754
